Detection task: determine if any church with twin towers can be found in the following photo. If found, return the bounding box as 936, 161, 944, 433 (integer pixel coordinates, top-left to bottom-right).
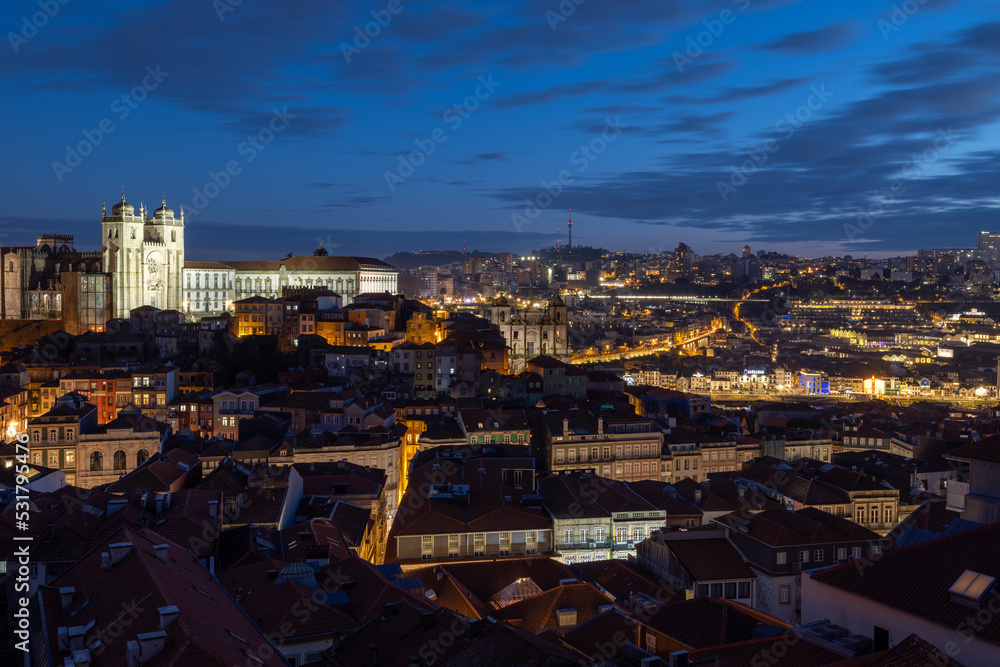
101, 190, 398, 319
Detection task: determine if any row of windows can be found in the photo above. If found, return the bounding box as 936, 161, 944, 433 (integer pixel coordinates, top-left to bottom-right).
775, 545, 879, 565
186, 273, 230, 289
554, 444, 657, 464
32, 429, 74, 442
89, 449, 149, 471
421, 531, 532, 558
694, 581, 752, 600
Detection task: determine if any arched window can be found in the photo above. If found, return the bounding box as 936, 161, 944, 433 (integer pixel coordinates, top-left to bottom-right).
186, 274, 191, 288
90, 451, 103, 471
196, 274, 201, 288
136, 449, 149, 467
214, 274, 218, 289
113, 450, 127, 470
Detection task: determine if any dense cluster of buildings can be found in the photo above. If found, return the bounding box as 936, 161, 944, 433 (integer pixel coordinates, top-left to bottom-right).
3, 227, 1000, 665
0, 193, 398, 333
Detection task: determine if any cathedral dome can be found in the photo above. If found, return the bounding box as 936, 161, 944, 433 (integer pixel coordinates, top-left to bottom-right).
549, 294, 565, 307
313, 242, 329, 257
111, 194, 134, 216
153, 198, 174, 219
493, 295, 511, 307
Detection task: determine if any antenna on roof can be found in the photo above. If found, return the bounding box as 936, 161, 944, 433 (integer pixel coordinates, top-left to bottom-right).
568, 209, 573, 251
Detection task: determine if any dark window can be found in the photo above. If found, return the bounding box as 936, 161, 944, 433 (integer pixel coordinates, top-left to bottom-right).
90, 451, 103, 471
873, 626, 889, 652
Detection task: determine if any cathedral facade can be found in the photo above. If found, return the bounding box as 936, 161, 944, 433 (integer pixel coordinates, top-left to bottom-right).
490, 295, 570, 373
102, 193, 185, 318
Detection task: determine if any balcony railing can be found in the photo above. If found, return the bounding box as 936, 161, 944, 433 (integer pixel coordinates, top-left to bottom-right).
559, 539, 612, 550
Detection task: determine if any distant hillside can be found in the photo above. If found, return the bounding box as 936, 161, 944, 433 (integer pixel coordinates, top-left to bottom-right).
384, 250, 496, 269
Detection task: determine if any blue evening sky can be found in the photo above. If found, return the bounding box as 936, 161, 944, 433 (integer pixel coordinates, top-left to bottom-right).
1, 0, 998, 260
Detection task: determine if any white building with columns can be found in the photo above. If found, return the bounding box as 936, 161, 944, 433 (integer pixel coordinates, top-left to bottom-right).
100, 192, 397, 319
225, 252, 397, 303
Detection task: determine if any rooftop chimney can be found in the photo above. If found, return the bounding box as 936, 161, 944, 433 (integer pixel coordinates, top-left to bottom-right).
563, 418, 569, 434
100, 552, 111, 569
669, 650, 689, 667
132, 631, 167, 666
153, 544, 169, 563
72, 649, 92, 666
158, 605, 179, 629
108, 542, 133, 564
598, 416, 604, 435
59, 586, 76, 609
368, 644, 378, 667
208, 500, 219, 518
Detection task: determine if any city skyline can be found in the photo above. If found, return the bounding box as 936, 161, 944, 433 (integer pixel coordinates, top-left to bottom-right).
3, 1, 998, 258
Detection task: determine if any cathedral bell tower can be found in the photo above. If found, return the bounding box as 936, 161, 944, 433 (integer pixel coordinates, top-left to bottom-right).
102, 192, 145, 318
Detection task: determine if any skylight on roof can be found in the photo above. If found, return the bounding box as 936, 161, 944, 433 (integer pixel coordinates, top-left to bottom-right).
949, 570, 996, 608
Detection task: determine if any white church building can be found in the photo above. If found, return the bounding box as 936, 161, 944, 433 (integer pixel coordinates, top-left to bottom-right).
100, 192, 398, 319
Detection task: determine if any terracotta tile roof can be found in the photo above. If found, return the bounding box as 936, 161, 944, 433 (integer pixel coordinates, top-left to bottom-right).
409, 557, 575, 618
716, 506, 881, 547
219, 558, 358, 638
231, 487, 288, 525
861, 633, 963, 666
281, 518, 354, 562
326, 502, 373, 549
686, 633, 848, 666
573, 559, 679, 605
948, 434, 1000, 463
626, 479, 704, 516
491, 581, 616, 633
106, 449, 201, 493
293, 461, 386, 497
658, 537, 755, 581
538, 473, 615, 519
560, 608, 637, 660
640, 597, 793, 650
37, 525, 286, 666
809, 522, 1000, 645
327, 603, 582, 667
